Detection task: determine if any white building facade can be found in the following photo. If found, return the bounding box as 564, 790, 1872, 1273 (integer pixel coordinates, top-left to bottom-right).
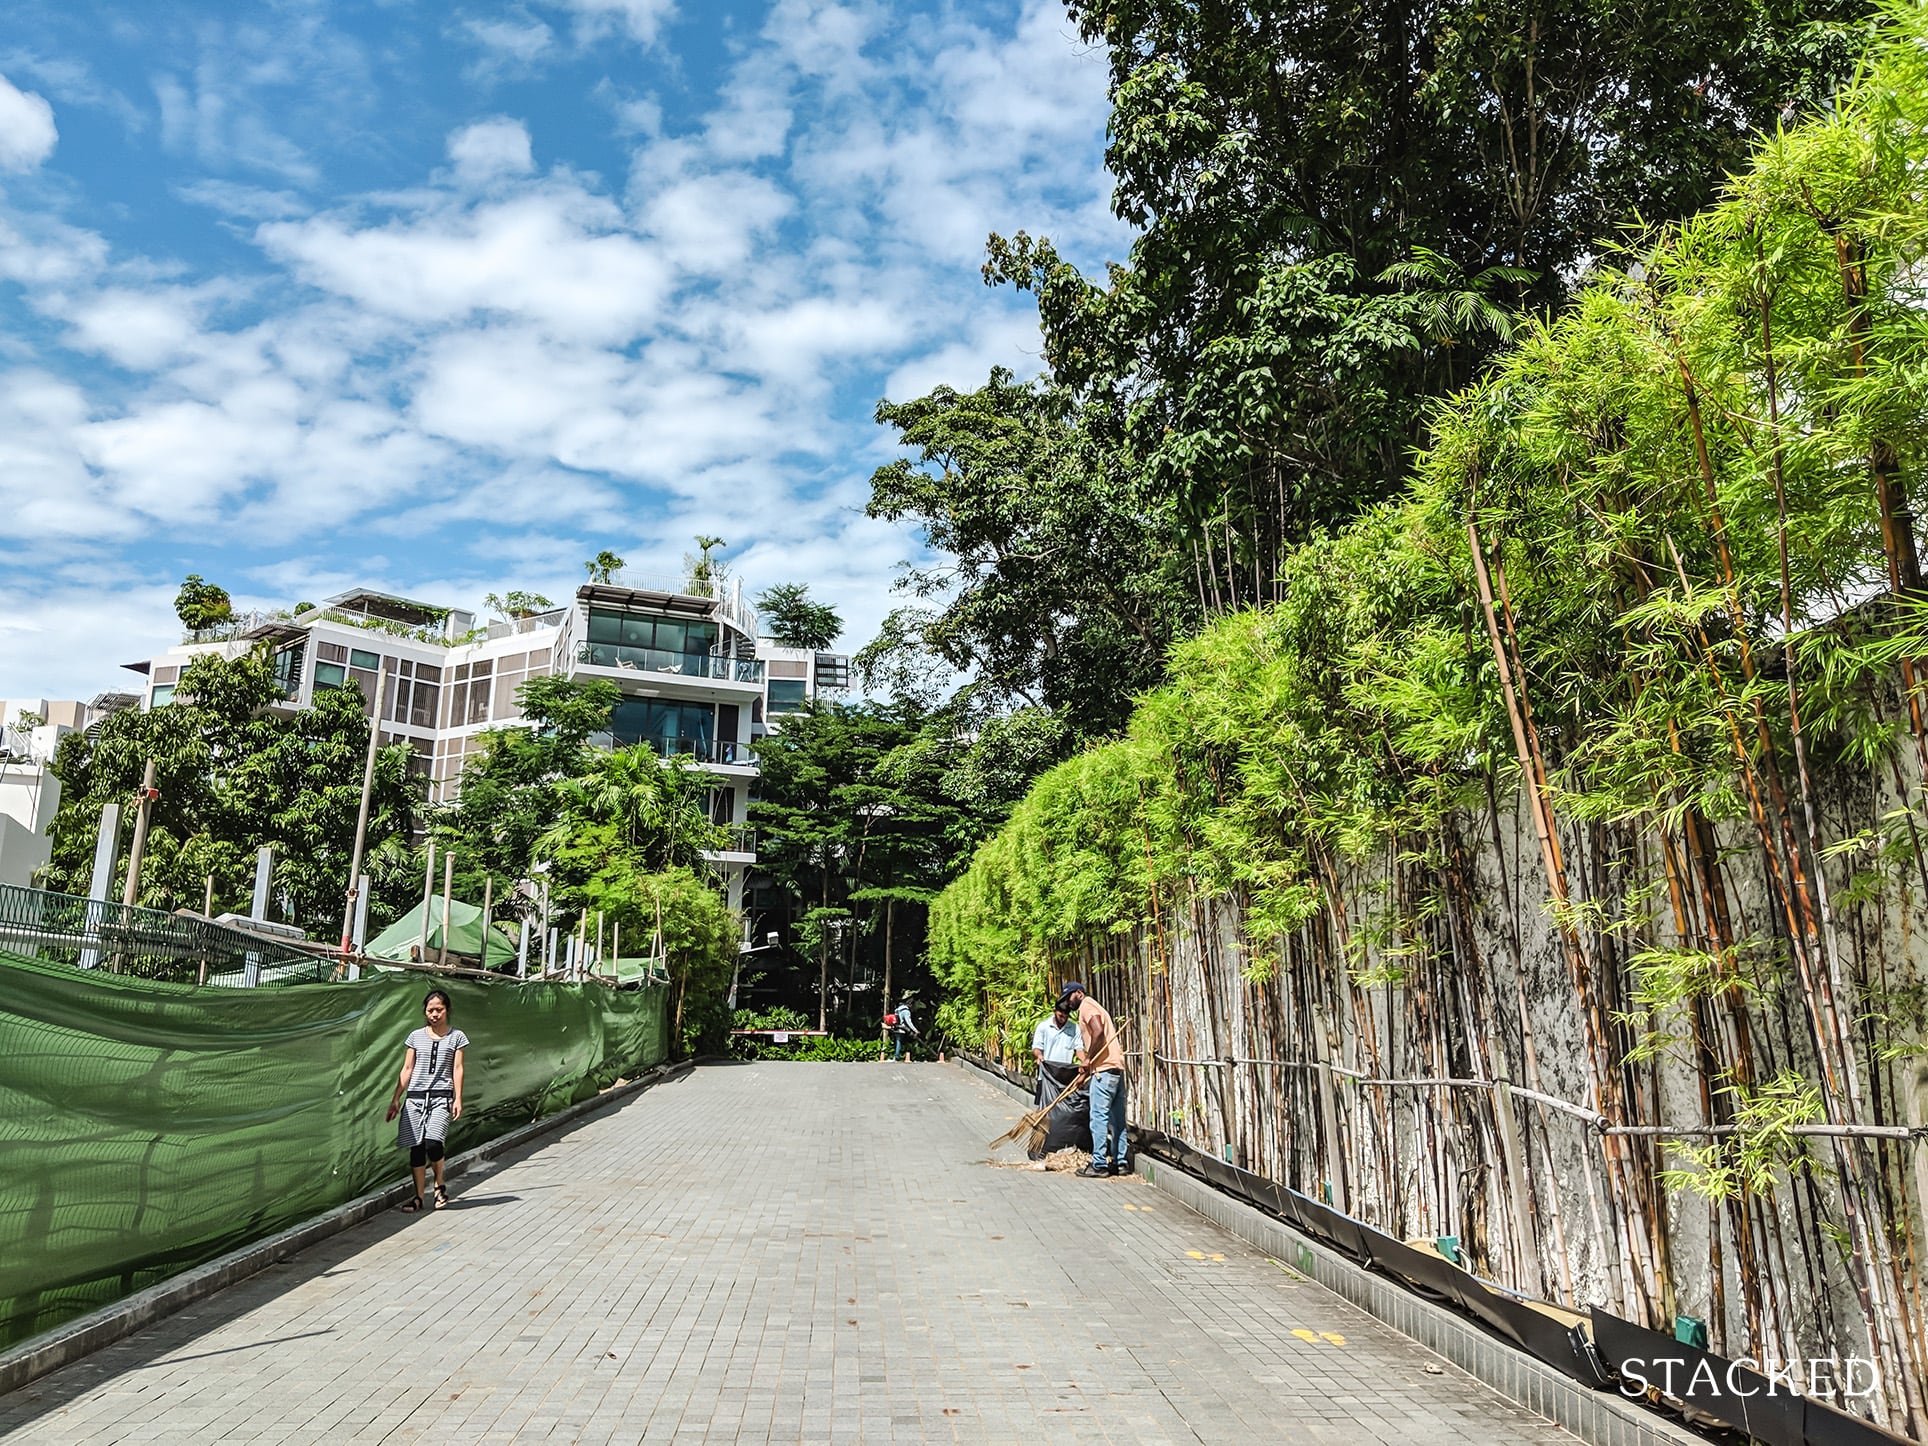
127, 577, 847, 910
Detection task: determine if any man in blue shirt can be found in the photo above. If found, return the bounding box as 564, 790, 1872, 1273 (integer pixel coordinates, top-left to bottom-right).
1030, 1000, 1082, 1107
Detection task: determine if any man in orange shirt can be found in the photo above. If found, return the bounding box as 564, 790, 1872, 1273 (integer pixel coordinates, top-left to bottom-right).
1061, 982, 1128, 1177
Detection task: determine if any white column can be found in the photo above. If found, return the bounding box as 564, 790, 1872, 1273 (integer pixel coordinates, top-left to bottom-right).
250, 845, 273, 921
79, 802, 121, 969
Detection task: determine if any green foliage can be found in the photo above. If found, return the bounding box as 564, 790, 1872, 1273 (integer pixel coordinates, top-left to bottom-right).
737, 1034, 892, 1063
587, 865, 737, 1056
484, 590, 553, 618
755, 583, 843, 651
685, 536, 727, 597
432, 675, 621, 888
748, 695, 1061, 1027
44, 651, 419, 930
538, 750, 723, 881
866, 368, 1190, 737
1658, 1073, 1826, 1201
728, 1010, 890, 1062
172, 575, 234, 632
584, 550, 625, 584
869, 0, 1872, 740
431, 674, 737, 1055
929, 0, 1928, 1133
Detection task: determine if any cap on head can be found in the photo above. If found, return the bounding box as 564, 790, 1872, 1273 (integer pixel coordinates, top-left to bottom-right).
1058, 981, 1085, 1009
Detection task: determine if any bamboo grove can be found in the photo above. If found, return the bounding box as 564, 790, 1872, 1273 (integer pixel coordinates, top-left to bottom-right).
927, 6, 1928, 1433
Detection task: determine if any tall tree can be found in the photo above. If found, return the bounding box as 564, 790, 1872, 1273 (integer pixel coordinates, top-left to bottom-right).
755, 584, 843, 651
874, 0, 1874, 698
44, 652, 418, 926
749, 696, 1065, 1025
432, 675, 621, 889
866, 369, 1190, 737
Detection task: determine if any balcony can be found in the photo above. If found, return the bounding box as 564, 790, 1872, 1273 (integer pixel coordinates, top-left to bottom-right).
599, 733, 754, 766
702, 823, 757, 864
576, 642, 765, 684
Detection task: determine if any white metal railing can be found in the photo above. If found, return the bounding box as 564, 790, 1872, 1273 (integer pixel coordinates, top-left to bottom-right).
600, 568, 720, 598
181, 609, 277, 643
483, 609, 567, 641
718, 580, 759, 646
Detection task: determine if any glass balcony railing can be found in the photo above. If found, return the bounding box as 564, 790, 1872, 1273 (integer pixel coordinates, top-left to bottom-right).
703, 824, 756, 857
576, 642, 765, 683
593, 733, 751, 765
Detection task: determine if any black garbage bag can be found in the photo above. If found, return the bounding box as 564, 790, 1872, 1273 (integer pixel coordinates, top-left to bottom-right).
1029, 1061, 1090, 1159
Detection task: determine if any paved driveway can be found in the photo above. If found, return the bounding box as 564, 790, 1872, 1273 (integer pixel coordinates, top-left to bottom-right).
0, 1061, 1576, 1444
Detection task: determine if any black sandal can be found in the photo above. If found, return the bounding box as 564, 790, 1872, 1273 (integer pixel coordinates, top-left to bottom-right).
400, 1194, 425, 1213
433, 1185, 449, 1209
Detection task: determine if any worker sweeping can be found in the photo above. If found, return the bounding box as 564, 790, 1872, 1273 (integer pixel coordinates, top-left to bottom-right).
1061, 982, 1128, 1177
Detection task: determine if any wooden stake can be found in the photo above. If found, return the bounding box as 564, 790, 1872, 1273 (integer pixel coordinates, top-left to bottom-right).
339, 667, 388, 955
120, 759, 157, 910
438, 850, 454, 967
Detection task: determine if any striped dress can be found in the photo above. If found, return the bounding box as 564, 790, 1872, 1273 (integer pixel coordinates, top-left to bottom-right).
395, 1026, 468, 1150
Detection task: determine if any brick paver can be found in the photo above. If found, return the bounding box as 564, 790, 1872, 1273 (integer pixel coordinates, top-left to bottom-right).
0, 1062, 1576, 1443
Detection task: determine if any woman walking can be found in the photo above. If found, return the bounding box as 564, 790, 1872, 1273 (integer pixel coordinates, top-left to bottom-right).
385, 987, 468, 1211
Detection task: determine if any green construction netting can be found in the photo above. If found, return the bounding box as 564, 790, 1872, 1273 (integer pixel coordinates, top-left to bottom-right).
364, 893, 520, 967
0, 948, 669, 1350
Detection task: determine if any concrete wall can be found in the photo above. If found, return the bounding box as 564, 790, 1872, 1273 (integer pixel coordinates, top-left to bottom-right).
0, 764, 58, 887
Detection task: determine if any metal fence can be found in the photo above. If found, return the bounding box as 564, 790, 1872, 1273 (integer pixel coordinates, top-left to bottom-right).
0, 883, 329, 987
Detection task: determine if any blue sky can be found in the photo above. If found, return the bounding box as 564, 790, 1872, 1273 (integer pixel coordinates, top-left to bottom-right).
0, 0, 1125, 700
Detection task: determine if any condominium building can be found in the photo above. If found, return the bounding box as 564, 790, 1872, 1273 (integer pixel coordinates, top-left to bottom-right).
126, 574, 848, 909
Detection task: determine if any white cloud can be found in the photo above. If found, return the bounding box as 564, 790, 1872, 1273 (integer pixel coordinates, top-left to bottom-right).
0, 371, 125, 543
0, 211, 108, 286
61, 287, 207, 370
153, 70, 317, 185
259, 190, 671, 342
448, 117, 536, 183
0, 74, 57, 172
543, 0, 677, 46
883, 310, 1046, 402
634, 170, 792, 275
0, 582, 182, 701
174, 179, 309, 222
0, 0, 1125, 692
461, 16, 555, 66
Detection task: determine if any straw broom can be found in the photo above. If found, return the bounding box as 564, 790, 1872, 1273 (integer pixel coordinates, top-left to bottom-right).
990, 1022, 1127, 1155
992, 1071, 1085, 1154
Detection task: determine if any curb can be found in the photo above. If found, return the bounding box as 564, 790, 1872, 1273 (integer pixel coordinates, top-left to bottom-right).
950, 1054, 1702, 1446
0, 1059, 693, 1399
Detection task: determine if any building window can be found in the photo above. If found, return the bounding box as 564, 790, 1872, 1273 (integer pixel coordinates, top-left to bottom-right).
272, 641, 305, 698
466, 659, 492, 724
768, 680, 808, 714
349, 648, 380, 670
150, 685, 176, 707
609, 698, 717, 759
315, 662, 347, 689
582, 608, 719, 674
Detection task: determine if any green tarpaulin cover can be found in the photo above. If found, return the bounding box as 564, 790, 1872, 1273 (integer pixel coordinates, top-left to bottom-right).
364, 893, 519, 967
0, 949, 668, 1349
